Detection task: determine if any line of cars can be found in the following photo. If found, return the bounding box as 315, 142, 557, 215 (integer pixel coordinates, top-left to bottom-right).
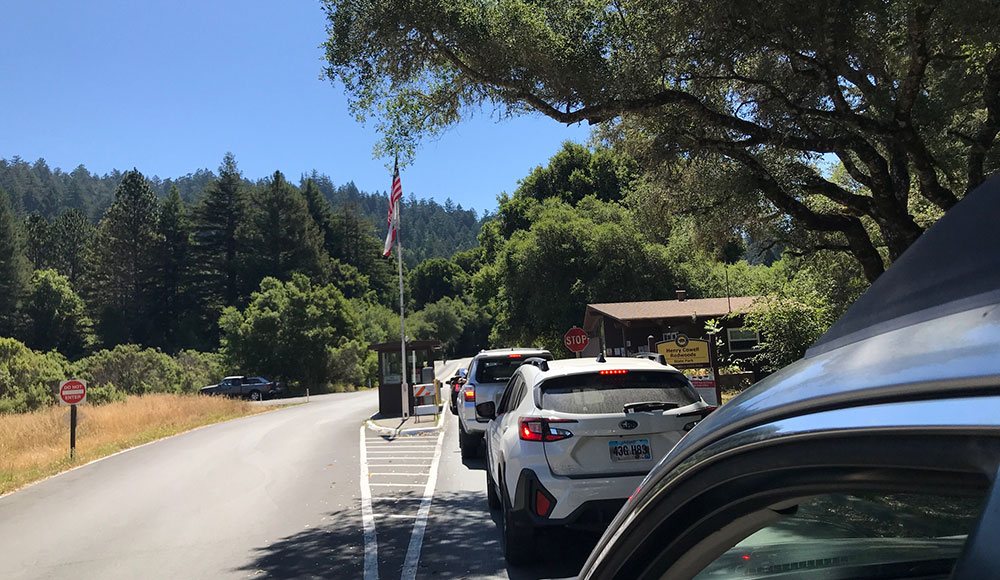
452, 174, 1000, 578
455, 348, 715, 565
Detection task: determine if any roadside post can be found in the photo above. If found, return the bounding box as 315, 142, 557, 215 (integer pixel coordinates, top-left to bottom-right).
59, 379, 87, 459
565, 327, 590, 358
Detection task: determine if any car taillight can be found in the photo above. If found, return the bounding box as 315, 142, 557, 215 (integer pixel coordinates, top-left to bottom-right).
518, 417, 576, 442
454, 383, 462, 392
508, 353, 522, 358
463, 387, 475, 402
599, 369, 627, 375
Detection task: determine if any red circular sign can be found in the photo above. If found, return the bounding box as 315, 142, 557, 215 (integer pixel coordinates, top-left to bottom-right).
564, 327, 590, 352
60, 379, 87, 405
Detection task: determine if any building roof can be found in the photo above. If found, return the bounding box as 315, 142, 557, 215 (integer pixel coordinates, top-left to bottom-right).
585, 296, 758, 327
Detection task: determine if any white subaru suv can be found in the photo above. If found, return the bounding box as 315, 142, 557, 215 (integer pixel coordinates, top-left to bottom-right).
457, 348, 553, 458
479, 356, 714, 565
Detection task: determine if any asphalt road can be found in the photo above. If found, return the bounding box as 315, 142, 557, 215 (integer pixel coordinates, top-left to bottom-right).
0, 361, 597, 579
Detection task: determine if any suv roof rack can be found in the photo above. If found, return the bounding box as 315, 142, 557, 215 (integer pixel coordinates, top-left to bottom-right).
522, 357, 550, 372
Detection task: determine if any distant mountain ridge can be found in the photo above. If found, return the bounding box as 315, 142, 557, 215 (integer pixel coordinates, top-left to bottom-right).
0, 157, 486, 266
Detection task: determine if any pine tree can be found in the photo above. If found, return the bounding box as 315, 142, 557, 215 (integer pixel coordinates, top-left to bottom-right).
193, 153, 247, 309
301, 178, 335, 254
22, 212, 51, 270
152, 186, 194, 351
238, 171, 327, 288
89, 169, 162, 346
49, 209, 94, 286
0, 188, 30, 336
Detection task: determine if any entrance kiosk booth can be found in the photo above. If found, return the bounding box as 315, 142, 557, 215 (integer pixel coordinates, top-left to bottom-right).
369, 340, 441, 417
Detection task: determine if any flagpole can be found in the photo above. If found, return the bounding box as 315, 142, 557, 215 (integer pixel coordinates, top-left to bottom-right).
396, 175, 409, 419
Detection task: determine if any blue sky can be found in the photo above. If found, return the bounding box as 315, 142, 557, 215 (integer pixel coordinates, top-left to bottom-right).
1, 1, 590, 215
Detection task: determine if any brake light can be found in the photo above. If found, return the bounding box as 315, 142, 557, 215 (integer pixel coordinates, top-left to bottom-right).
464, 387, 475, 402
454, 383, 461, 392
508, 353, 522, 358
518, 417, 577, 442
599, 369, 627, 375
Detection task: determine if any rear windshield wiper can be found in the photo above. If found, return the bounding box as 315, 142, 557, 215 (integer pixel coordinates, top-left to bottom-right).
623, 401, 680, 413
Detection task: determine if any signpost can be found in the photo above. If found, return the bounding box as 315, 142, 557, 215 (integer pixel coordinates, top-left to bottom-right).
59, 379, 87, 459
564, 327, 590, 356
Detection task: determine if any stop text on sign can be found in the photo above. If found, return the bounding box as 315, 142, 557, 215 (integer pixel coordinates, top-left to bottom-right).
564, 328, 590, 352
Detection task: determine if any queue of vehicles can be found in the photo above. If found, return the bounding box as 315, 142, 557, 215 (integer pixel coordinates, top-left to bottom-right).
455, 175, 1000, 579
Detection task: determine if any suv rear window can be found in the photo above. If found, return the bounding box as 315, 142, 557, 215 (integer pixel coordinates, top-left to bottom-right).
540, 371, 698, 414
475, 354, 551, 383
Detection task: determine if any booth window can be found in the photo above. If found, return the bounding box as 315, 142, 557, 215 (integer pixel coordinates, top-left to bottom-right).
727, 327, 760, 353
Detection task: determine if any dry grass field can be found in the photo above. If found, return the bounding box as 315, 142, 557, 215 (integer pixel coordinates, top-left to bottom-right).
0, 394, 271, 496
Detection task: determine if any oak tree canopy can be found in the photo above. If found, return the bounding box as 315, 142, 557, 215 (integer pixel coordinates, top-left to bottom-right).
322, 0, 1000, 280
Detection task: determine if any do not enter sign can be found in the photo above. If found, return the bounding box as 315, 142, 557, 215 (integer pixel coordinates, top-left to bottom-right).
564, 327, 590, 353
59, 379, 87, 405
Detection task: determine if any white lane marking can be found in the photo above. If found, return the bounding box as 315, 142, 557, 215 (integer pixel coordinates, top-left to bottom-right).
400, 429, 445, 580
366, 463, 432, 467
369, 483, 426, 487
359, 425, 379, 580
369, 472, 428, 476
365, 451, 435, 454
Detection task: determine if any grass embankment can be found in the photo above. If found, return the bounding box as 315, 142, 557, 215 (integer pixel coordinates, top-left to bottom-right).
0, 394, 269, 496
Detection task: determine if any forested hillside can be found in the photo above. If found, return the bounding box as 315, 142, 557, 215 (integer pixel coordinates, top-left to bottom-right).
0, 156, 485, 268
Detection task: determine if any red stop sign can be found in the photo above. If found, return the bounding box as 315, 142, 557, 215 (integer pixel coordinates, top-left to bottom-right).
564, 327, 590, 352
60, 379, 87, 405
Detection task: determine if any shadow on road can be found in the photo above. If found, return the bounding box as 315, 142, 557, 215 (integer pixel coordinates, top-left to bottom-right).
235, 506, 363, 579
420, 490, 596, 580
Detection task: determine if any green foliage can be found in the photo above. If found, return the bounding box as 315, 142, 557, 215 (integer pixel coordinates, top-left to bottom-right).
173, 350, 224, 394
74, 344, 182, 395
219, 274, 364, 391
48, 209, 94, 285
19, 269, 94, 358
408, 258, 468, 310
88, 170, 162, 345
493, 197, 677, 347
0, 337, 68, 413
742, 295, 836, 372
0, 188, 30, 336
193, 153, 248, 311
85, 381, 128, 405
151, 186, 197, 350
515, 143, 639, 205
322, 0, 1000, 281
409, 295, 491, 357
238, 171, 328, 285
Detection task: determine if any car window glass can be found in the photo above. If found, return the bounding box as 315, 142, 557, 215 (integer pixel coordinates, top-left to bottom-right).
691, 491, 984, 579
497, 376, 518, 414
540, 371, 698, 414
475, 358, 525, 384
512, 380, 528, 410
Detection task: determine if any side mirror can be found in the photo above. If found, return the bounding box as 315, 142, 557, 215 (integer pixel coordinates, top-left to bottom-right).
476, 401, 496, 420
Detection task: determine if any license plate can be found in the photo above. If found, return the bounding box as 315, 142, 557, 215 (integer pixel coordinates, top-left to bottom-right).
609, 439, 651, 462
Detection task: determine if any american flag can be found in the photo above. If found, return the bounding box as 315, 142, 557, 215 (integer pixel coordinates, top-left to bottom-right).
382, 161, 403, 257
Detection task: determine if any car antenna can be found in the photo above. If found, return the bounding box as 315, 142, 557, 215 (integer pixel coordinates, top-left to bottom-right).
597, 352, 606, 363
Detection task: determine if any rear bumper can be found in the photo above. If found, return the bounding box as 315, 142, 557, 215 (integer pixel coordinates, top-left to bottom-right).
512, 468, 638, 529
